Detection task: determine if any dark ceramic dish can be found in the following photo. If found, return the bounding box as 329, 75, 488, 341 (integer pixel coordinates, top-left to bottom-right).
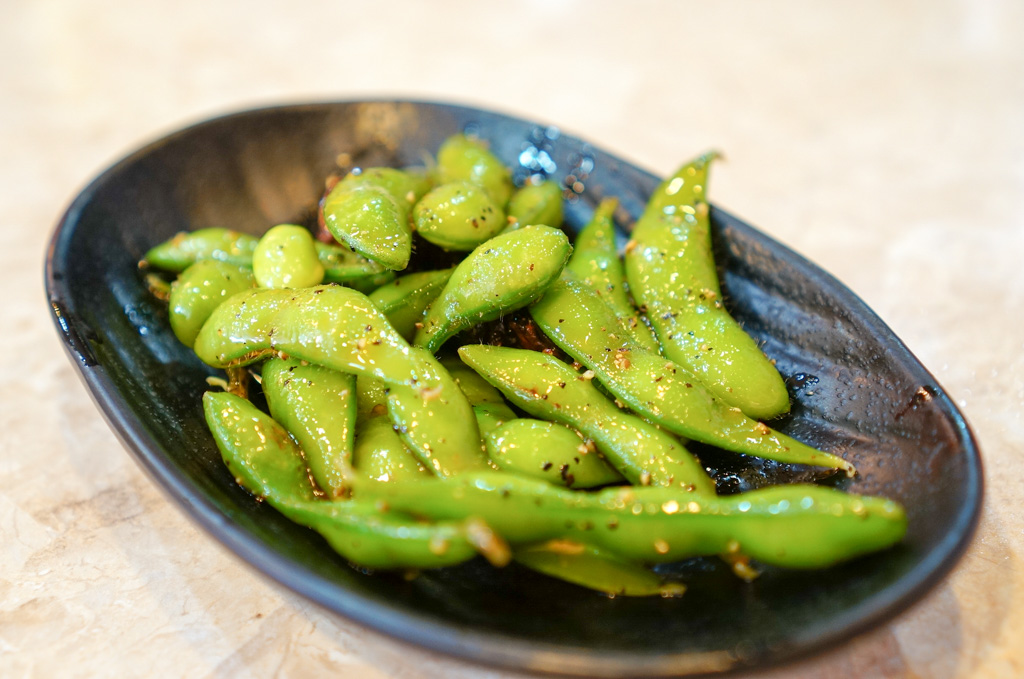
45, 101, 982, 677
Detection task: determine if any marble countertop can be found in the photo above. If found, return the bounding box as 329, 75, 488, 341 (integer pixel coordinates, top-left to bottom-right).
4, 1, 1022, 676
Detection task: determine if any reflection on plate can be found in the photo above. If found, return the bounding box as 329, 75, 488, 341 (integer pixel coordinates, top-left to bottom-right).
45, 101, 982, 677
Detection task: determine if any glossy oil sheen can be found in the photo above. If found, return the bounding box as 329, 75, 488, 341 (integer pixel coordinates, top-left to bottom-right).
45, 101, 982, 677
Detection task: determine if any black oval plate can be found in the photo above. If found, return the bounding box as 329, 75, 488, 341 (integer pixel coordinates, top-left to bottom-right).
45, 101, 982, 677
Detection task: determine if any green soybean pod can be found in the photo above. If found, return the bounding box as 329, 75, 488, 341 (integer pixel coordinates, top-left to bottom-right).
445, 354, 697, 598
529, 277, 856, 475
203, 391, 494, 569
440, 356, 519, 435
413, 225, 572, 353
252, 224, 325, 289
344, 270, 397, 295
441, 354, 661, 597
168, 260, 254, 347
261, 357, 356, 499
440, 352, 655, 598
507, 178, 563, 230
436, 134, 514, 206
343, 167, 433, 210
357, 472, 908, 569
441, 356, 508, 406
192, 286, 489, 478
459, 344, 714, 495
353, 415, 432, 483
385, 348, 490, 478
320, 167, 430, 271
368, 268, 454, 340
355, 374, 391, 424
472, 403, 518, 436
513, 540, 685, 598
142, 227, 387, 289
566, 199, 659, 352
194, 286, 441, 384
625, 152, 790, 420
485, 419, 623, 489
204, 390, 317, 503
315, 241, 390, 285
323, 183, 411, 271
644, 150, 719, 216
281, 499, 498, 569
142, 227, 258, 271
351, 374, 432, 482
445, 357, 519, 442
413, 181, 507, 250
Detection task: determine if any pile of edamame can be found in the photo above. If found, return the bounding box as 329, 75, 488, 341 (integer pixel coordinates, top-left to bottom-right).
141, 134, 906, 597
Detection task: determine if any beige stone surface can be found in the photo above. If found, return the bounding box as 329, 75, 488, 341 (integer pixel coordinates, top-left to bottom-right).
3, 0, 1022, 676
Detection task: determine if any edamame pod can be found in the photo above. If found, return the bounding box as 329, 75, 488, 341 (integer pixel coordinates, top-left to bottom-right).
143, 227, 257, 271
529, 277, 855, 474
315, 241, 391, 286
204, 390, 317, 504
440, 358, 517, 447
413, 225, 572, 353
368, 268, 454, 340
385, 348, 491, 477
168, 260, 254, 347
343, 269, 397, 295
342, 167, 433, 210
413, 182, 507, 250
355, 374, 391, 424
441, 357, 519, 435
440, 354, 652, 595
485, 419, 623, 489
356, 472, 908, 569
142, 226, 388, 288
625, 152, 790, 420
323, 171, 413, 270
566, 199, 659, 351
353, 415, 431, 482
441, 356, 508, 406
459, 344, 715, 495
442, 353, 659, 596
203, 391, 494, 569
472, 403, 517, 436
193, 285, 488, 477
282, 500, 498, 569
437, 134, 514, 206
513, 540, 684, 598
261, 358, 356, 498
352, 374, 433, 481
644, 150, 718, 216
252, 224, 325, 289
194, 286, 434, 380
507, 178, 563, 231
